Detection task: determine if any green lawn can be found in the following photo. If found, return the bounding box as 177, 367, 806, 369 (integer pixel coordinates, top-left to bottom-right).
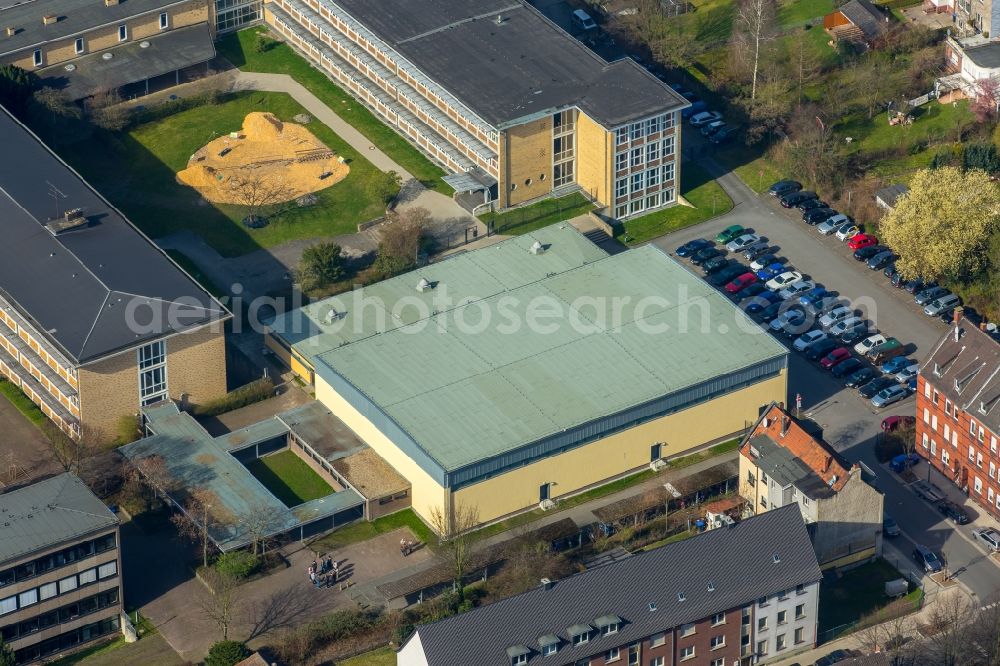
246, 449, 334, 507
777, 0, 835, 27
836, 101, 974, 156
53, 91, 387, 257
311, 508, 436, 551
818, 558, 912, 633
0, 378, 47, 427
217, 28, 451, 194
339, 647, 396, 666
478, 192, 596, 235
619, 163, 733, 244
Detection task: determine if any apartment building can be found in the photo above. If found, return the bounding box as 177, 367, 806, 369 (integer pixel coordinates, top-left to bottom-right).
0, 474, 122, 665
740, 403, 884, 569
0, 0, 216, 100
0, 105, 229, 439
262, 0, 688, 219
916, 312, 1000, 519
397, 506, 821, 666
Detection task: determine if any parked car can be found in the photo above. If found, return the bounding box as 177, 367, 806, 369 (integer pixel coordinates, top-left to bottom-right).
883, 264, 898, 281
751, 254, 784, 271
701, 120, 727, 137
883, 514, 901, 537
715, 224, 745, 244
692, 246, 724, 266
793, 329, 828, 352
797, 198, 828, 211
726, 233, 762, 252
804, 295, 839, 316
859, 376, 896, 399
799, 286, 832, 307
829, 316, 863, 338
817, 215, 847, 235
681, 100, 708, 118
868, 338, 904, 364
756, 263, 788, 282
744, 291, 782, 314
702, 255, 732, 275
710, 127, 738, 144
890, 454, 921, 473
819, 305, 854, 329
872, 383, 909, 408
904, 278, 934, 294
690, 110, 723, 126
925, 294, 961, 316
708, 264, 747, 285
675, 238, 713, 257
743, 242, 771, 261
815, 650, 861, 666
853, 244, 886, 261
769, 308, 807, 334
768, 179, 802, 197
846, 367, 877, 388
937, 500, 970, 525
803, 208, 837, 224
974, 528, 1000, 552
880, 356, 913, 375
780, 191, 818, 208
913, 545, 943, 573
854, 333, 887, 356
867, 251, 897, 270
725, 272, 758, 294
779, 280, 816, 301
820, 347, 852, 369
840, 320, 873, 343
759, 301, 785, 322
835, 223, 861, 241
848, 233, 878, 250
830, 357, 863, 378
894, 364, 919, 384
737, 282, 768, 300
805, 338, 839, 361
881, 415, 916, 431
765, 270, 803, 291
914, 285, 949, 306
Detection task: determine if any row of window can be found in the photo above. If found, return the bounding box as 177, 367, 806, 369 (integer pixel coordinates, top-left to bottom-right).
1, 588, 119, 643
616, 164, 676, 199
758, 583, 808, 607
527, 625, 668, 662
757, 604, 808, 631
927, 432, 1000, 512
613, 189, 676, 220
757, 627, 807, 656
615, 137, 676, 172
0, 560, 117, 617
14, 615, 119, 664
0, 533, 115, 589
138, 340, 168, 406
924, 383, 997, 446
615, 114, 677, 146
30, 13, 171, 67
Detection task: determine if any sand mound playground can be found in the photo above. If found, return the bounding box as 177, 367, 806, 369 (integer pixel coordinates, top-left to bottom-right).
176, 112, 349, 205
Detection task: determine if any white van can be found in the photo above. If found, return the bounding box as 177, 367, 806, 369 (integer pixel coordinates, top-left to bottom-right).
572, 9, 597, 30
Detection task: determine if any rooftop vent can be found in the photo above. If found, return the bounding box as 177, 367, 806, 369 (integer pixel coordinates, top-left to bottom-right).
323, 307, 342, 325
772, 553, 781, 564
677, 592, 686, 602
42, 15, 58, 26
707, 582, 716, 592
104, 0, 120, 6
139, 40, 150, 48
496, 14, 504, 24
45, 208, 88, 235
529, 240, 546, 255
540, 577, 553, 589
648, 602, 657, 612
416, 277, 432, 293
4, 26, 14, 37
102, 52, 114, 60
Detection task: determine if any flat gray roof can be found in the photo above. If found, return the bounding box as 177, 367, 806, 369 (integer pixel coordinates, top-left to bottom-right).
0, 106, 227, 364
963, 40, 1000, 69
37, 23, 215, 100
0, 0, 189, 56
331, 0, 688, 127
405, 505, 821, 666
0, 473, 117, 564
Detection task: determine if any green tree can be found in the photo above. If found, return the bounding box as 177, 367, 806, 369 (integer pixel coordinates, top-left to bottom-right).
298, 242, 345, 291
0, 64, 34, 118
962, 143, 1000, 172
880, 167, 1000, 281
204, 640, 251, 666
371, 206, 428, 278
0, 636, 13, 666
367, 169, 402, 205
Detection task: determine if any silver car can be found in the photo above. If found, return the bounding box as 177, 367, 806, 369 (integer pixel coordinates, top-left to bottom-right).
872, 384, 908, 408
975, 528, 1000, 552
924, 294, 961, 316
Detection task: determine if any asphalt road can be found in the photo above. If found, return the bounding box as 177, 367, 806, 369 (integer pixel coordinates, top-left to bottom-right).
650, 133, 1000, 602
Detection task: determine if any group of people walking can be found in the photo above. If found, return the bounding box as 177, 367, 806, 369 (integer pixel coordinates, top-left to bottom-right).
307, 555, 340, 588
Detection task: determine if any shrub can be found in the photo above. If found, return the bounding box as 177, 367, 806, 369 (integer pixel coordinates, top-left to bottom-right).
297, 242, 346, 291
214, 551, 260, 580
193, 377, 274, 417
204, 640, 251, 666
367, 169, 402, 205
116, 414, 141, 445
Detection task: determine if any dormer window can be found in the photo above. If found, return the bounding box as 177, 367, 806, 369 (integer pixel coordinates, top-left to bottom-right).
538, 634, 559, 657
568, 624, 592, 646
595, 615, 622, 636
506, 645, 530, 665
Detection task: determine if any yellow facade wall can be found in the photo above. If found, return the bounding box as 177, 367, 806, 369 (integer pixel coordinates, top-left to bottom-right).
453, 372, 787, 524
575, 111, 611, 204
502, 117, 554, 207
315, 375, 447, 523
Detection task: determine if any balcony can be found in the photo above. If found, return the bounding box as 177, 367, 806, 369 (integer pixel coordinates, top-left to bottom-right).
0, 342, 79, 435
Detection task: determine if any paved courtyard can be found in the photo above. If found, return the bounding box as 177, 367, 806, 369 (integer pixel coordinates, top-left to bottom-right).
0, 393, 60, 489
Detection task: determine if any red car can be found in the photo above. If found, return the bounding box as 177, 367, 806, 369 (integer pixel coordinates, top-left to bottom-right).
725, 272, 758, 294
848, 234, 878, 250
881, 415, 917, 432
820, 347, 852, 369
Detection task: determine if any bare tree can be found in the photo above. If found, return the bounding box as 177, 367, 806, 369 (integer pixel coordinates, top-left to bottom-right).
227, 169, 293, 227
733, 0, 776, 104
922, 590, 978, 666
171, 488, 225, 568
240, 503, 286, 556
855, 599, 917, 664
85, 87, 130, 131
51, 424, 105, 476
429, 503, 481, 593
200, 569, 241, 641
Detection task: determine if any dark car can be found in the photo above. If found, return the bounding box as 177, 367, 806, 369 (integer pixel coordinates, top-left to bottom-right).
883, 515, 901, 538
676, 238, 713, 257
736, 282, 768, 300
853, 244, 886, 261
702, 256, 734, 275
743, 243, 772, 261
891, 271, 906, 288
768, 180, 802, 197
797, 198, 828, 212
830, 357, 864, 378
915, 285, 949, 306
859, 376, 896, 399
710, 127, 738, 144
815, 650, 861, 666
805, 338, 839, 360
803, 208, 837, 224
846, 367, 876, 388
780, 191, 818, 208
883, 263, 898, 279
937, 500, 970, 525
709, 264, 747, 286
904, 278, 934, 294
744, 290, 782, 314
759, 301, 785, 322
867, 251, 897, 270
839, 321, 872, 343
913, 545, 943, 573
692, 247, 724, 266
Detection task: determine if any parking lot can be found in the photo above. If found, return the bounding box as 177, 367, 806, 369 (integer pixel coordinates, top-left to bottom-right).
651, 139, 1000, 601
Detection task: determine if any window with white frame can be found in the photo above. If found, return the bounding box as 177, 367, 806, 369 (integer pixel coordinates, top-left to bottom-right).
75, 38, 84, 54
605, 648, 620, 662
616, 178, 628, 198
946, 399, 952, 413
710, 660, 723, 666
32, 49, 42, 66
645, 194, 658, 210
942, 449, 950, 466
776, 634, 787, 650
945, 424, 951, 440
647, 116, 661, 135
58, 575, 77, 594
664, 112, 675, 128
0, 597, 15, 615
98, 561, 117, 579
615, 204, 627, 219
978, 452, 984, 468
990, 487, 995, 504
924, 381, 931, 398
138, 340, 167, 405
710, 635, 725, 650
39, 582, 57, 601
616, 127, 629, 145
757, 641, 768, 656
78, 568, 97, 585
680, 622, 695, 637
795, 603, 805, 619
573, 631, 589, 646
923, 408, 930, 424
602, 622, 619, 636
650, 633, 665, 648
711, 612, 725, 626
662, 136, 675, 156
542, 643, 558, 657
953, 430, 959, 447
616, 151, 628, 171
932, 414, 938, 431
159, 12, 169, 29
631, 173, 644, 193
679, 646, 694, 660
118, 24, 128, 41
777, 610, 787, 625
980, 426, 985, 442
653, 659, 666, 666
992, 436, 998, 454
922, 433, 929, 448
631, 122, 644, 140
631, 147, 644, 167
972, 419, 978, 435
996, 493, 1000, 509
662, 162, 675, 183
661, 189, 675, 205
758, 617, 768, 631
646, 168, 660, 189
970, 445, 976, 462
18, 589, 37, 608
647, 141, 661, 163
795, 627, 805, 644
975, 476, 983, 494
934, 390, 939, 405
512, 654, 527, 666
628, 645, 639, 666
930, 439, 937, 456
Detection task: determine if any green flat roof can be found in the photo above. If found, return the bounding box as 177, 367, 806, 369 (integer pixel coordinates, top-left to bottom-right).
305, 226, 787, 474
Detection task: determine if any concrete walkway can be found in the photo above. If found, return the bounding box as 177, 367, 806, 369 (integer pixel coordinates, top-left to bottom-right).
232, 71, 412, 180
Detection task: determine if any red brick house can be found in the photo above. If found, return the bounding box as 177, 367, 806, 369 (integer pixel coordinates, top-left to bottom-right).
916, 312, 1000, 517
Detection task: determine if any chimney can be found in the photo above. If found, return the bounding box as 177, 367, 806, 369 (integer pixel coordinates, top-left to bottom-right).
540, 577, 553, 590
4, 27, 14, 37
42, 15, 57, 25
824, 455, 833, 472
953, 306, 964, 326
980, 321, 988, 332
104, 0, 120, 5
781, 417, 790, 437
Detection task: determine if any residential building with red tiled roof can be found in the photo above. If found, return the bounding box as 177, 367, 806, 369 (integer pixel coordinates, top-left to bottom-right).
739, 403, 884, 569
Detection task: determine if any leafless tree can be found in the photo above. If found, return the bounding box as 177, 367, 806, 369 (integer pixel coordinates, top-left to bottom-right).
171, 488, 226, 568
227, 169, 294, 226
200, 568, 241, 641
855, 598, 917, 664
733, 0, 776, 104
429, 503, 480, 592
85, 87, 130, 131
240, 502, 285, 556
51, 424, 104, 477
922, 590, 978, 666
